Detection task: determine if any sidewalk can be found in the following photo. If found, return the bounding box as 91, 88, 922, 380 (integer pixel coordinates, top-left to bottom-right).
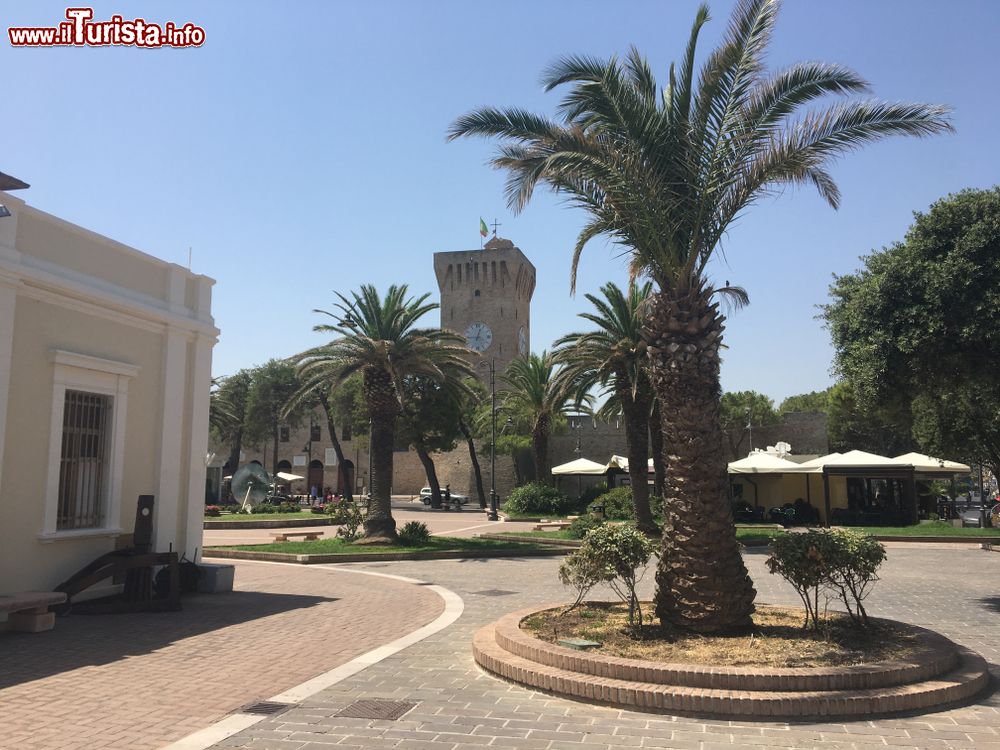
208, 547, 1000, 750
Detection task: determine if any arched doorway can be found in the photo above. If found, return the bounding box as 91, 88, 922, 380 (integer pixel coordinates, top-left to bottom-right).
339, 459, 355, 496
276, 460, 292, 472
308, 459, 325, 497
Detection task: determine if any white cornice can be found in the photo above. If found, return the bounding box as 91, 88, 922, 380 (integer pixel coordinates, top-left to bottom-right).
50, 349, 141, 378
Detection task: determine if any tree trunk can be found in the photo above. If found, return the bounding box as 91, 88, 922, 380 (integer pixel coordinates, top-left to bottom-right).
318, 393, 352, 501
644, 285, 756, 634
650, 401, 666, 500
360, 369, 398, 542
532, 416, 551, 485
271, 423, 279, 478
460, 418, 487, 509
227, 427, 243, 476
619, 377, 657, 536
415, 438, 443, 508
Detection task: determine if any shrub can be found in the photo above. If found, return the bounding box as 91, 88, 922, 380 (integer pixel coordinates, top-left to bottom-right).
560, 523, 656, 630
278, 503, 301, 513
397, 521, 431, 546
251, 503, 276, 514
594, 487, 635, 520
502, 482, 572, 516
765, 529, 886, 630
310, 504, 327, 515
567, 514, 604, 539
204, 505, 221, 517
333, 499, 364, 541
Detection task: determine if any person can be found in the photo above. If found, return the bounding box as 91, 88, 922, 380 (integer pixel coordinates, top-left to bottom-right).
444, 484, 452, 511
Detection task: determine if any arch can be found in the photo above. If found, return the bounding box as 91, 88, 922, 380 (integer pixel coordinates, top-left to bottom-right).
339, 459, 355, 496
276, 459, 292, 472
308, 459, 325, 498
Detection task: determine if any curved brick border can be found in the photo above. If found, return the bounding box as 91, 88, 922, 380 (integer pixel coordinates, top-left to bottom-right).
473, 602, 990, 720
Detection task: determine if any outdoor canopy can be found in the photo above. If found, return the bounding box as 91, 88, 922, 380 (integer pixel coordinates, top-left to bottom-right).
727, 452, 801, 473
275, 471, 304, 482
551, 458, 608, 476
606, 455, 655, 472
893, 452, 971, 474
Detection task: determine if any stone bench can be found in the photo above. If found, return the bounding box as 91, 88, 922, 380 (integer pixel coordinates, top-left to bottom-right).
269, 531, 322, 542
1, 591, 67, 633
533, 520, 572, 531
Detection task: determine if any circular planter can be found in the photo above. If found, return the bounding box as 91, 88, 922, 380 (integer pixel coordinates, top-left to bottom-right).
473, 602, 989, 720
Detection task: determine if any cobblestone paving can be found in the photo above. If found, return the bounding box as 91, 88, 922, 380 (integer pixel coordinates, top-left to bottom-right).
213, 546, 1000, 750
0, 560, 443, 750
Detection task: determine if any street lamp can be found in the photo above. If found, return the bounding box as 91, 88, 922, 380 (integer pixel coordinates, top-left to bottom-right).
480, 358, 499, 521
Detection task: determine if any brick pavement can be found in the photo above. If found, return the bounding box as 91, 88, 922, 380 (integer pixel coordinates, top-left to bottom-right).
0, 560, 443, 750
211, 546, 1000, 750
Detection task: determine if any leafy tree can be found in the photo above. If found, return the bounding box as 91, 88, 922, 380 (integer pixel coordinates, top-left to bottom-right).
212, 369, 253, 474
826, 381, 914, 455
500, 352, 577, 485
245, 360, 305, 473
778, 388, 832, 416
449, 0, 950, 632
458, 378, 489, 509
720, 390, 778, 458
554, 281, 658, 533
824, 187, 1000, 473
299, 284, 473, 541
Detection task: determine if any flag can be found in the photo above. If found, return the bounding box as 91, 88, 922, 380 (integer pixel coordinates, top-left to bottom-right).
480, 218, 489, 237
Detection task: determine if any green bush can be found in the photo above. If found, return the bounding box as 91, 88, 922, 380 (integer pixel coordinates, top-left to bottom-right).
567, 515, 604, 539
765, 529, 886, 630
559, 523, 656, 629
594, 487, 635, 520
397, 521, 431, 546
250, 503, 276, 514
204, 505, 221, 517
502, 482, 572, 516
277, 503, 301, 513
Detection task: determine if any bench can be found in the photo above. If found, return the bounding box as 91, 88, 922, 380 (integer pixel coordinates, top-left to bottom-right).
533, 520, 572, 531
1, 591, 67, 633
269, 531, 323, 542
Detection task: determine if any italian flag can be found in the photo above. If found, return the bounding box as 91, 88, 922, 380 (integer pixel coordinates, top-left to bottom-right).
480, 218, 489, 237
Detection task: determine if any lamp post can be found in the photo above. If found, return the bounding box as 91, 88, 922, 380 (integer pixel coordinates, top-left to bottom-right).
480, 358, 499, 521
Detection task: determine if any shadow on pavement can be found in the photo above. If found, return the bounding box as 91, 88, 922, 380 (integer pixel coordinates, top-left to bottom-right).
0, 590, 336, 690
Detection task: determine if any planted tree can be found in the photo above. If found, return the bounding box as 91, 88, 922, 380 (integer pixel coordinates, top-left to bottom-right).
450, 0, 950, 632
245, 359, 305, 473
212, 369, 253, 474
720, 390, 778, 458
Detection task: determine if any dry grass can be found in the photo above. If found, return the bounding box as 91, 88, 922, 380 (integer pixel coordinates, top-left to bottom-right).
522, 603, 921, 668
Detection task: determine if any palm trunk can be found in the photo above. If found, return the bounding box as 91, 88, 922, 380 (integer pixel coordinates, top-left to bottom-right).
414, 439, 443, 508
361, 369, 397, 542
227, 427, 243, 476
460, 418, 487, 509
317, 393, 352, 501
645, 285, 756, 634
532, 416, 550, 485
620, 379, 657, 536
650, 401, 666, 500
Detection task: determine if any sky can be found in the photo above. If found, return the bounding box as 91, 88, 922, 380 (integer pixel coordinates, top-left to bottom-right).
2, 0, 998, 404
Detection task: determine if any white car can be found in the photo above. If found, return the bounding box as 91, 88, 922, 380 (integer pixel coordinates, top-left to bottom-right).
419, 487, 468, 506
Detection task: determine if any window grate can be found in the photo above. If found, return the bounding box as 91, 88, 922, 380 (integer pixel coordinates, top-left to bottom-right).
58, 390, 111, 530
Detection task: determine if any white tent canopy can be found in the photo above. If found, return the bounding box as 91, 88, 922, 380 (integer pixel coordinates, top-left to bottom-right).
275, 471, 304, 482
894, 452, 971, 474
551, 458, 608, 476
727, 452, 801, 474
606, 455, 654, 472
784, 450, 910, 474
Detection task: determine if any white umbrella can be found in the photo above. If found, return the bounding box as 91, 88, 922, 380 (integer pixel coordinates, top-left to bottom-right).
551, 458, 608, 476
276, 471, 304, 482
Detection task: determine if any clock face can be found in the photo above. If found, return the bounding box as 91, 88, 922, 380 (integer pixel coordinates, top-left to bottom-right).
517, 326, 527, 355
464, 321, 493, 352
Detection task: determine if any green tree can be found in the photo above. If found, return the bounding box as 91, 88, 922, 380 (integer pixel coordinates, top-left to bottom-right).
458, 378, 489, 509
554, 281, 658, 534
824, 187, 1000, 474
212, 369, 253, 474
500, 352, 576, 486
449, 0, 950, 632
826, 381, 914, 455
778, 388, 832, 416
245, 360, 305, 474
720, 390, 778, 458
300, 284, 473, 541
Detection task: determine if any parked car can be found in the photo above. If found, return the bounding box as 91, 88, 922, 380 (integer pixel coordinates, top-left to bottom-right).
419, 487, 468, 506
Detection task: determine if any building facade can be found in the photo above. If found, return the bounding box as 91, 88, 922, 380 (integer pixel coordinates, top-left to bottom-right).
0, 176, 216, 596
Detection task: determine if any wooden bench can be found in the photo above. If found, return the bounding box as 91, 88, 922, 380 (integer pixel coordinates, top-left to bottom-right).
1, 591, 67, 633
269, 531, 323, 542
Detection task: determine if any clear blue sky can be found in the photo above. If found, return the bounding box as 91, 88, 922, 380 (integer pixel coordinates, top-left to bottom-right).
3, 1, 997, 404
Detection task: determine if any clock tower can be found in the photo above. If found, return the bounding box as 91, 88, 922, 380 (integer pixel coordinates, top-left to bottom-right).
434, 235, 536, 379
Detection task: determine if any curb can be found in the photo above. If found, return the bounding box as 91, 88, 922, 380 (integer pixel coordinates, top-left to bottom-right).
203, 517, 336, 530
203, 546, 569, 565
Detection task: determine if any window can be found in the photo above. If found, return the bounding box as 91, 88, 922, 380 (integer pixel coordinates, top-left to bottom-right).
310, 424, 322, 442
42, 350, 138, 540
279, 426, 290, 442
58, 390, 112, 530
342, 424, 352, 441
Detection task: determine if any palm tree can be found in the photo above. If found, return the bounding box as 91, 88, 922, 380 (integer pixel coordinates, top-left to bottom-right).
554, 281, 658, 534
297, 284, 473, 541
448, 0, 951, 632
501, 352, 577, 485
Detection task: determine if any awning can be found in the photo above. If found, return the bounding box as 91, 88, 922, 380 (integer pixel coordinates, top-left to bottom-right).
727, 452, 802, 474
606, 455, 655, 472
893, 452, 971, 474
552, 458, 608, 476
276, 471, 304, 482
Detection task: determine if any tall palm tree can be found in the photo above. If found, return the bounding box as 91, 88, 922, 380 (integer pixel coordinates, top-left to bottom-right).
297, 284, 473, 541
501, 352, 577, 485
554, 281, 658, 534
449, 0, 951, 632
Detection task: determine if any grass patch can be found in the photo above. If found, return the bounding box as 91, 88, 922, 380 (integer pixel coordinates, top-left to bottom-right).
854, 521, 999, 537
523, 603, 919, 668
498, 527, 787, 544
217, 535, 547, 555
205, 511, 321, 522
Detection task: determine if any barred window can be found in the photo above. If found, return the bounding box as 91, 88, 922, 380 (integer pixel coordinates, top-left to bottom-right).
342, 424, 352, 441
279, 426, 289, 442
310, 424, 321, 442
57, 390, 112, 530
